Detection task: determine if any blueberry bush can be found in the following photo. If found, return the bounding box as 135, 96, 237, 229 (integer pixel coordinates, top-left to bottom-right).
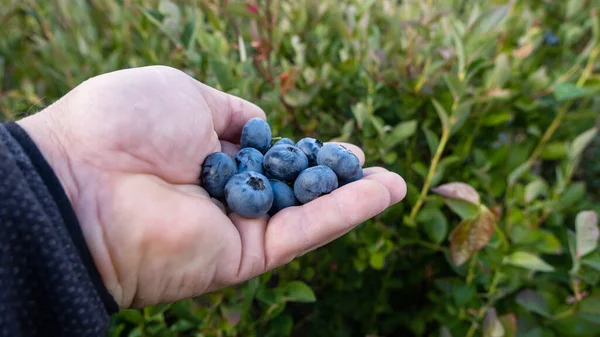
2, 0, 600, 336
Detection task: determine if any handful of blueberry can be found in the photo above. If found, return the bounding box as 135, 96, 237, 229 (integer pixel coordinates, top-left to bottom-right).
201, 118, 363, 218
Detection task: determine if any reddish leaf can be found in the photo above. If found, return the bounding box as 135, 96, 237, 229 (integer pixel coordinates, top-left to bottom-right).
499, 313, 517, 337
449, 208, 496, 266
432, 182, 481, 205
576, 210, 599, 257
470, 209, 496, 251
483, 308, 505, 337
450, 219, 474, 266
221, 306, 242, 326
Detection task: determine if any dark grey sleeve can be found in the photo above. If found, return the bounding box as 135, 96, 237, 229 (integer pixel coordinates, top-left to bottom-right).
0, 122, 118, 336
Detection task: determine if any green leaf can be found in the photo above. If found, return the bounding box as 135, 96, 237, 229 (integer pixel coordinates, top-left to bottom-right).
450, 21, 466, 79
503, 251, 555, 272
453, 283, 476, 306
525, 179, 548, 203
569, 127, 598, 162
489, 53, 511, 89
386, 120, 418, 148
556, 182, 586, 210
582, 252, 600, 271
508, 162, 530, 185
418, 208, 448, 244
445, 199, 480, 220
443, 73, 465, 99
351, 102, 369, 129
119, 309, 145, 325
576, 210, 599, 258
483, 111, 513, 126
577, 296, 600, 325
210, 59, 234, 91
265, 314, 294, 337
540, 141, 568, 159
568, 229, 581, 274
553, 83, 587, 101
283, 89, 315, 108
432, 99, 450, 130
450, 100, 473, 135
465, 5, 510, 39
516, 289, 552, 318
440, 326, 453, 337
536, 230, 563, 255
369, 252, 385, 270
282, 281, 316, 303
423, 126, 440, 156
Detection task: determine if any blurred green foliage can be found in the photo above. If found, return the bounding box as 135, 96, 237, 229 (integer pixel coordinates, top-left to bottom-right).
2, 0, 600, 336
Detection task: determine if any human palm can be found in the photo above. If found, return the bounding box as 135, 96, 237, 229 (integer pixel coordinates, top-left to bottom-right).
17, 66, 406, 309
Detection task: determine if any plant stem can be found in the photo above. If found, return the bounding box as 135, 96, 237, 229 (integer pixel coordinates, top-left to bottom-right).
408, 125, 450, 223
465, 271, 501, 337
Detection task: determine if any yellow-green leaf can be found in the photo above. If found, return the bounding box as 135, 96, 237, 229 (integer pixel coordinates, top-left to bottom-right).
503, 252, 555, 272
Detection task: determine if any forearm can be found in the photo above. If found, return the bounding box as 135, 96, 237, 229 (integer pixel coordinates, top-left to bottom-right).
0, 122, 118, 336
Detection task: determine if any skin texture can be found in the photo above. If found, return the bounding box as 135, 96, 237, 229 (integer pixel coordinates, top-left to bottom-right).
201, 152, 237, 199
263, 145, 309, 182
16, 65, 408, 309
224, 172, 273, 218
294, 165, 339, 204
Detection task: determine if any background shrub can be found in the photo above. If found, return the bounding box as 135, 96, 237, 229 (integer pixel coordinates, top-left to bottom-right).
1, 0, 600, 336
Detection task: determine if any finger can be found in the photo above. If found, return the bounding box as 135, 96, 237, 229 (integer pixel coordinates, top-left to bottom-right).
228, 214, 268, 281
363, 167, 389, 177
193, 81, 267, 142
328, 142, 365, 166
264, 171, 406, 270
220, 141, 240, 156
363, 171, 407, 203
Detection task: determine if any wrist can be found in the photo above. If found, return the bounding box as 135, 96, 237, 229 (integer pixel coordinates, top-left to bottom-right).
16, 106, 79, 205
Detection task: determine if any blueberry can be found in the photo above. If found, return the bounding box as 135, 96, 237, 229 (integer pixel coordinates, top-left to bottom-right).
263, 144, 309, 182
225, 171, 274, 218
268, 179, 300, 215
293, 165, 338, 204
241, 118, 272, 154
316, 143, 362, 182
296, 137, 323, 166
340, 168, 363, 186
544, 31, 559, 46
235, 148, 265, 174
201, 152, 237, 199
273, 138, 295, 146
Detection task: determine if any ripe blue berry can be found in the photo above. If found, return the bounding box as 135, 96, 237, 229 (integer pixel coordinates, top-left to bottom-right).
225, 172, 273, 218
263, 144, 309, 182
273, 138, 295, 146
293, 165, 338, 204
340, 169, 363, 186
296, 137, 323, 167
544, 31, 559, 46
268, 179, 300, 215
317, 143, 362, 182
201, 152, 237, 199
235, 148, 265, 174
241, 118, 272, 153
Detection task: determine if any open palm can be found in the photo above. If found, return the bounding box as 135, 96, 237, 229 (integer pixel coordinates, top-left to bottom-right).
18, 66, 406, 309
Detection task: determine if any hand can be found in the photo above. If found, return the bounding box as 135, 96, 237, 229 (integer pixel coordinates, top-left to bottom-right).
17, 66, 407, 308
